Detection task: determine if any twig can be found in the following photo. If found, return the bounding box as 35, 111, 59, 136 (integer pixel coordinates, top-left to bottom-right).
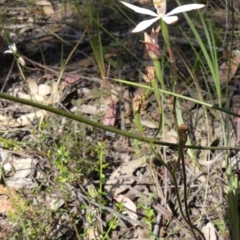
67, 184, 146, 227
152, 212, 161, 239
1, 58, 15, 92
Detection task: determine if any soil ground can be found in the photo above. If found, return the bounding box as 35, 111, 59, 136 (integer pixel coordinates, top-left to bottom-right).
0, 0, 240, 239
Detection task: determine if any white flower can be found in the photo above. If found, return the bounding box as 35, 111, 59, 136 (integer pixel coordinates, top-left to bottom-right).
4, 43, 17, 54
17, 56, 26, 66
120, 1, 205, 32
4, 43, 25, 66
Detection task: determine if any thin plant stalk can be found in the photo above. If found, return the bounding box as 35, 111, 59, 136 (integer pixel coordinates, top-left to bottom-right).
1, 92, 240, 151
114, 78, 240, 119
150, 143, 206, 240
160, 19, 179, 128
159, 17, 203, 240
153, 59, 166, 91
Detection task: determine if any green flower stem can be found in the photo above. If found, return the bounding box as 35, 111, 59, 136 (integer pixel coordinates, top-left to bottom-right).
161, 19, 178, 121
161, 19, 178, 113
144, 87, 152, 97
102, 215, 118, 240
152, 79, 161, 106
161, 19, 170, 47
161, 20, 177, 85
0, 92, 240, 151
117, 78, 240, 119
151, 78, 163, 138
134, 112, 144, 134
160, 19, 204, 240
116, 79, 210, 106
153, 60, 166, 90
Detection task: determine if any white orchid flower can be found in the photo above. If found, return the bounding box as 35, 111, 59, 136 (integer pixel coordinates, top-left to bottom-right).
4, 43, 25, 66
120, 1, 205, 33
4, 43, 17, 54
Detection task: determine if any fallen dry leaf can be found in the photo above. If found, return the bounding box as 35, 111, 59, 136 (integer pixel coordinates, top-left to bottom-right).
0, 184, 26, 216
202, 222, 217, 240
16, 110, 48, 126
12, 158, 35, 178
105, 158, 146, 197
219, 50, 240, 84
102, 102, 117, 127
114, 194, 138, 221
140, 119, 158, 129
42, 4, 54, 16
78, 104, 107, 115
64, 75, 81, 84
38, 84, 52, 96
34, 1, 55, 15
27, 78, 38, 94
77, 57, 95, 67
17, 92, 45, 103
7, 177, 37, 190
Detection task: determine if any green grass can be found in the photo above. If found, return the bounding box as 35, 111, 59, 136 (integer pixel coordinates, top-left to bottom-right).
0, 0, 239, 239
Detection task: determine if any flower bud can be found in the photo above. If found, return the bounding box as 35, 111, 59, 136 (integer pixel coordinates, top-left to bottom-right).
142, 26, 161, 60
143, 41, 161, 60
18, 56, 26, 66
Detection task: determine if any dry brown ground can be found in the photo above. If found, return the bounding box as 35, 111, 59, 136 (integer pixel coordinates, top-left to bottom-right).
0, 0, 239, 239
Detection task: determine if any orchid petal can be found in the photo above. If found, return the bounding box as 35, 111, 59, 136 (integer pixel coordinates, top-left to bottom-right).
4, 50, 13, 54
165, 4, 205, 16
132, 16, 161, 33
4, 43, 17, 54
162, 16, 178, 24
144, 32, 151, 43
120, 1, 158, 17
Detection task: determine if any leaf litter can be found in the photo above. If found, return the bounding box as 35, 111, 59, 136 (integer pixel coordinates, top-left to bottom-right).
0, 0, 239, 239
